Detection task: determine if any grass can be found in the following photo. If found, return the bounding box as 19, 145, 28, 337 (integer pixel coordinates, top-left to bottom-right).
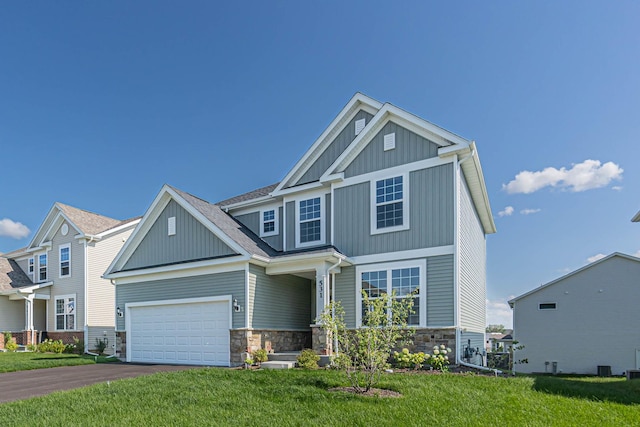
0, 368, 639, 425
0, 352, 118, 373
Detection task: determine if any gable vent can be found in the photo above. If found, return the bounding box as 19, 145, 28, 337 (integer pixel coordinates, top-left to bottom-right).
355, 118, 366, 136
384, 133, 396, 151
168, 216, 176, 236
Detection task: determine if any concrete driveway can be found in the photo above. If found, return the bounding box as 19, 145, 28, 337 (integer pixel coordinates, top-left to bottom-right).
0, 363, 197, 403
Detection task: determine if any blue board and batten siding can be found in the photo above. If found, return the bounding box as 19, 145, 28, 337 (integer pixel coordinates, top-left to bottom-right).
249, 265, 311, 330
458, 173, 486, 334
234, 207, 283, 251
334, 266, 356, 328
294, 110, 375, 186
285, 194, 331, 251
123, 200, 237, 271
333, 164, 454, 257
344, 122, 439, 178
115, 270, 246, 330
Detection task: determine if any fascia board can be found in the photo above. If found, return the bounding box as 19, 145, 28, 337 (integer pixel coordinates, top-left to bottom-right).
95, 219, 142, 239
270, 181, 324, 198
632, 210, 640, 222
219, 195, 274, 212
105, 257, 250, 283
460, 143, 497, 234
274, 93, 383, 193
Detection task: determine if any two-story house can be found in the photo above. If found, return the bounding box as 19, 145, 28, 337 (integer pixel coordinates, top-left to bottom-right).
104, 93, 496, 366
0, 203, 139, 353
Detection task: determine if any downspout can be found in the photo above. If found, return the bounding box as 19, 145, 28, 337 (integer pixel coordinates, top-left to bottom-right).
459, 359, 501, 375
455, 147, 476, 364
326, 258, 342, 355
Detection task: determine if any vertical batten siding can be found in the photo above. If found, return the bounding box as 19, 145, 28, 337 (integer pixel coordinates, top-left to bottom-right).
458, 174, 486, 333
334, 266, 356, 328
295, 110, 375, 186
334, 164, 454, 256
426, 255, 455, 327
233, 208, 283, 251
344, 121, 439, 178
249, 265, 311, 329
286, 202, 295, 250
123, 200, 237, 271
325, 194, 331, 245
115, 270, 246, 330
48, 222, 85, 332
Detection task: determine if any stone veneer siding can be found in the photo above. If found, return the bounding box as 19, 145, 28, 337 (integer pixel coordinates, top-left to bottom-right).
230, 329, 311, 365
409, 328, 457, 356
116, 331, 126, 359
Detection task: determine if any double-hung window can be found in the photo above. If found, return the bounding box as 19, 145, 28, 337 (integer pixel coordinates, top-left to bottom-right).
38, 254, 48, 282
59, 244, 71, 278
296, 196, 325, 247
28, 258, 34, 275
357, 260, 425, 327
371, 174, 409, 234
260, 208, 278, 237
55, 295, 76, 331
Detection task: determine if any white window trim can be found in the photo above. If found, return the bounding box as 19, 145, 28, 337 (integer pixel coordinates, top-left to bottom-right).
167, 216, 176, 236
59, 243, 71, 278
370, 172, 410, 235
260, 208, 279, 238
54, 293, 77, 331
295, 194, 326, 248
38, 253, 48, 283
355, 259, 426, 327
28, 257, 34, 275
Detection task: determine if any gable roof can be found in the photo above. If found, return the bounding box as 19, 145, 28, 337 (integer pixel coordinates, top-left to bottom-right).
0, 257, 34, 291
508, 252, 640, 306
217, 183, 280, 208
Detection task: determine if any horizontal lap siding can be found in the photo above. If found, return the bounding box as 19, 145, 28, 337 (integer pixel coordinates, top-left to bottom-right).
116, 270, 246, 330
123, 200, 237, 271
334, 164, 453, 256
249, 265, 311, 330
427, 255, 454, 327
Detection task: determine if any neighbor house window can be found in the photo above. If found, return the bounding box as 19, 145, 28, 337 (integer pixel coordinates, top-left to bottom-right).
296, 196, 325, 247
539, 303, 557, 310
59, 244, 71, 278
28, 258, 34, 275
38, 254, 48, 282
357, 260, 425, 327
55, 295, 76, 330
260, 208, 278, 237
371, 174, 409, 234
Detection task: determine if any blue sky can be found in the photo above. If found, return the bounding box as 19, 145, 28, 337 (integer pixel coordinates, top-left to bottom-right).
2, 2, 639, 327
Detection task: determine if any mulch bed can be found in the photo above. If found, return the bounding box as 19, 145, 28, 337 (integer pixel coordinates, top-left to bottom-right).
328, 386, 402, 398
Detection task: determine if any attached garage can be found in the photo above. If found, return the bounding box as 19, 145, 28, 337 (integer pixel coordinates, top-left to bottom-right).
126, 296, 231, 366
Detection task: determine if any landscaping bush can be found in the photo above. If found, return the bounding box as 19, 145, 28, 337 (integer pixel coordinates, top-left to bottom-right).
297, 349, 320, 369
95, 338, 109, 356
393, 348, 427, 370
5, 339, 18, 352
426, 345, 451, 372
64, 336, 84, 355
251, 348, 268, 365
37, 339, 66, 354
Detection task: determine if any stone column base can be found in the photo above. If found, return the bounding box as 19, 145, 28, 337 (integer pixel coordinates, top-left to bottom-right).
311, 325, 332, 355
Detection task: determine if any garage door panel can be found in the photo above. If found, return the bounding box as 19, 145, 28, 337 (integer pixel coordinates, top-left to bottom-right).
129, 299, 230, 366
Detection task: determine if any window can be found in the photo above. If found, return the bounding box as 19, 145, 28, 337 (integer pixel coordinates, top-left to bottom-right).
296, 196, 325, 247
260, 208, 278, 237
55, 295, 76, 330
38, 254, 48, 282
371, 174, 409, 234
539, 303, 557, 310
357, 261, 425, 327
59, 244, 70, 278
28, 258, 34, 275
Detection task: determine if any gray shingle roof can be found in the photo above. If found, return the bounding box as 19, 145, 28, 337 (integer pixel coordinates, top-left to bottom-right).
0, 257, 33, 291
56, 203, 134, 235
216, 183, 279, 208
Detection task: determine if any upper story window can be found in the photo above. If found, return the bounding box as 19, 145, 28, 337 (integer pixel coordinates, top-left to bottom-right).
38, 254, 48, 282
296, 196, 325, 247
59, 244, 71, 278
260, 208, 279, 237
371, 174, 409, 234
539, 303, 557, 310
28, 258, 34, 275
55, 295, 76, 331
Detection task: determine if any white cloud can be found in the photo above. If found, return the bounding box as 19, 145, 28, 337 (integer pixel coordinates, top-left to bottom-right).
0, 218, 30, 239
498, 206, 514, 217
486, 298, 514, 329
612, 186, 623, 191
587, 253, 606, 263
502, 159, 623, 194
520, 208, 541, 215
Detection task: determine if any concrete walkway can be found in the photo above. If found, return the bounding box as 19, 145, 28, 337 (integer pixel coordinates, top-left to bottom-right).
0, 363, 197, 403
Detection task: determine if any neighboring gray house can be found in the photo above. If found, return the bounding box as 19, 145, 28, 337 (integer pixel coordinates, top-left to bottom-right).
509, 253, 640, 375
0, 203, 139, 353
104, 93, 496, 366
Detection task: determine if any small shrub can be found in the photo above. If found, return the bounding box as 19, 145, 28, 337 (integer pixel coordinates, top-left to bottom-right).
3, 331, 12, 345
426, 344, 451, 372
393, 348, 426, 370
252, 348, 268, 364
95, 338, 109, 356
26, 343, 38, 352
244, 356, 254, 368
5, 339, 18, 352
37, 339, 66, 354
297, 349, 320, 370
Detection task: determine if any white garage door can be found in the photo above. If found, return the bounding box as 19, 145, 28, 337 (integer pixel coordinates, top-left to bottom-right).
128, 298, 230, 366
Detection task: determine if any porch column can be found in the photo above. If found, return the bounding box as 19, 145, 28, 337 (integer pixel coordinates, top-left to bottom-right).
315, 267, 329, 323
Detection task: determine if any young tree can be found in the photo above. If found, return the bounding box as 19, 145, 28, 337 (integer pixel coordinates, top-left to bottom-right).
320, 290, 415, 393
486, 324, 506, 333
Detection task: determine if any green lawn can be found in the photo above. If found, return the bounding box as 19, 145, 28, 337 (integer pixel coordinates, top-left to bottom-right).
0, 352, 119, 373
0, 368, 638, 425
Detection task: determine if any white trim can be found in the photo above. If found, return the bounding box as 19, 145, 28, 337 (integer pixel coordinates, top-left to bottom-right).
95, 218, 141, 239
245, 264, 251, 329
167, 216, 176, 236
453, 156, 461, 362
28, 257, 34, 276
109, 260, 249, 284
355, 259, 427, 327
37, 252, 48, 283
370, 172, 409, 235
54, 293, 77, 331
349, 246, 454, 265
58, 243, 71, 278
259, 207, 279, 238
294, 192, 326, 248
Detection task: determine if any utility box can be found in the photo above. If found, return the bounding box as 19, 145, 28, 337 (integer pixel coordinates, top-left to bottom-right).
627, 370, 640, 380
597, 365, 612, 377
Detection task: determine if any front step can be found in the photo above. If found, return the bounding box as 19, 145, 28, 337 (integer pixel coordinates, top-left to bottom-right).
267, 352, 299, 362
261, 360, 297, 370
